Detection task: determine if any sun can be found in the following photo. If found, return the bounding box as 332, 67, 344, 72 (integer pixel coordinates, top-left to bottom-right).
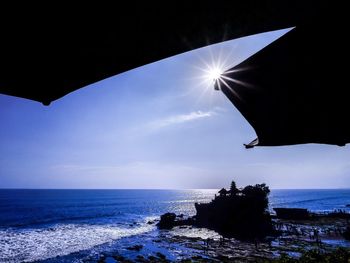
189, 45, 236, 97
207, 67, 223, 81
189, 44, 252, 102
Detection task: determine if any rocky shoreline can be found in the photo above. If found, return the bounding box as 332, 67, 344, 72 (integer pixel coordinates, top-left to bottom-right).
88, 211, 350, 263
89, 184, 350, 262
88, 185, 350, 262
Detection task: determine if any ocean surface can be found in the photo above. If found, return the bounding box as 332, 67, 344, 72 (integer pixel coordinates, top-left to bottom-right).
0, 189, 349, 262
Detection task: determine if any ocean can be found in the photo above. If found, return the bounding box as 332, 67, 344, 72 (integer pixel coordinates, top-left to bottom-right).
0, 189, 349, 262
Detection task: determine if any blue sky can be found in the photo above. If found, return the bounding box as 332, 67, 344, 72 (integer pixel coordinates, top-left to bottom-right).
1, 28, 349, 189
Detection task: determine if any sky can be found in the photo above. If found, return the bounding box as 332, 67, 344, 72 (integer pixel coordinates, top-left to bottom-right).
1, 28, 349, 189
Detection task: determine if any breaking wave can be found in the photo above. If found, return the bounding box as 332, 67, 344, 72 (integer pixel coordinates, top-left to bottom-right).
0, 218, 156, 262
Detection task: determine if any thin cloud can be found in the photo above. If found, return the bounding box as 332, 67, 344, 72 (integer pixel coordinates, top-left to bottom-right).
149, 110, 215, 130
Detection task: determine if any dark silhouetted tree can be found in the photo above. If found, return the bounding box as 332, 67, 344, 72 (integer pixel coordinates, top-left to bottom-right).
229, 180, 239, 196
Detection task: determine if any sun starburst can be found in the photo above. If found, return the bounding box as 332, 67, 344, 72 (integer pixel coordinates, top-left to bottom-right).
184, 41, 253, 107
206, 67, 223, 82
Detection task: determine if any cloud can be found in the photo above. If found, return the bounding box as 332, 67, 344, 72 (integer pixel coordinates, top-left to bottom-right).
149, 110, 215, 130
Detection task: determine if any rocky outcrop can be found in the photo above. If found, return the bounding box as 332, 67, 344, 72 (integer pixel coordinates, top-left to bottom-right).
157, 182, 274, 240
157, 212, 195, 229
157, 213, 176, 229
273, 208, 310, 220
194, 182, 274, 240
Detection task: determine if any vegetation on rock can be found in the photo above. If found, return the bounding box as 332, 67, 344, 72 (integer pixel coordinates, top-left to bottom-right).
195, 181, 273, 240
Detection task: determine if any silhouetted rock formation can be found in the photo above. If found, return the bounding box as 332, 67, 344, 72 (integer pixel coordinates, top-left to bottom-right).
157, 213, 176, 229
157, 212, 195, 229
273, 208, 310, 220
194, 181, 273, 240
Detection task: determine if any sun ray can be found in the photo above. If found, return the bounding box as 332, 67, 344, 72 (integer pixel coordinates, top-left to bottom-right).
182, 40, 255, 106
224, 66, 250, 74
219, 78, 243, 101
221, 75, 254, 89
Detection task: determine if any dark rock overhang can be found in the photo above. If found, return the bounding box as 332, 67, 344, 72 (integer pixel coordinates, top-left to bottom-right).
0, 1, 328, 105
216, 12, 349, 147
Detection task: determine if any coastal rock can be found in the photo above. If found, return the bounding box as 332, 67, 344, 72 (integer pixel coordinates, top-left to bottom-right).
148, 255, 157, 261
157, 181, 274, 240
194, 182, 273, 240
328, 210, 350, 219
155, 252, 166, 259
157, 213, 194, 229
112, 255, 126, 262
273, 208, 310, 220
126, 245, 143, 251
157, 213, 176, 229
135, 255, 148, 262
97, 255, 106, 263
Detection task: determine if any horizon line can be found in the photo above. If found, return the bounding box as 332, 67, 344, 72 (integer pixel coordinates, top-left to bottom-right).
1, 187, 350, 190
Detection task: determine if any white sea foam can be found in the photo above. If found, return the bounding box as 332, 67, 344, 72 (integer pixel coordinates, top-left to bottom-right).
172, 226, 221, 240
0, 218, 156, 262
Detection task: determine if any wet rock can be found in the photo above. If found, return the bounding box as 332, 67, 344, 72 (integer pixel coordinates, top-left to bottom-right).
343, 225, 350, 240
157, 212, 195, 229
273, 208, 310, 220
215, 254, 230, 261
148, 255, 157, 261
118, 259, 133, 263
177, 214, 184, 218
156, 252, 166, 259
135, 255, 148, 262
112, 255, 125, 261
97, 255, 106, 263
114, 257, 133, 263
327, 210, 350, 219
157, 212, 176, 229
126, 244, 143, 251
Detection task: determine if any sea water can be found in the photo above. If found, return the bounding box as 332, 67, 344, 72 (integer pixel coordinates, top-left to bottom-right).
0, 189, 349, 262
